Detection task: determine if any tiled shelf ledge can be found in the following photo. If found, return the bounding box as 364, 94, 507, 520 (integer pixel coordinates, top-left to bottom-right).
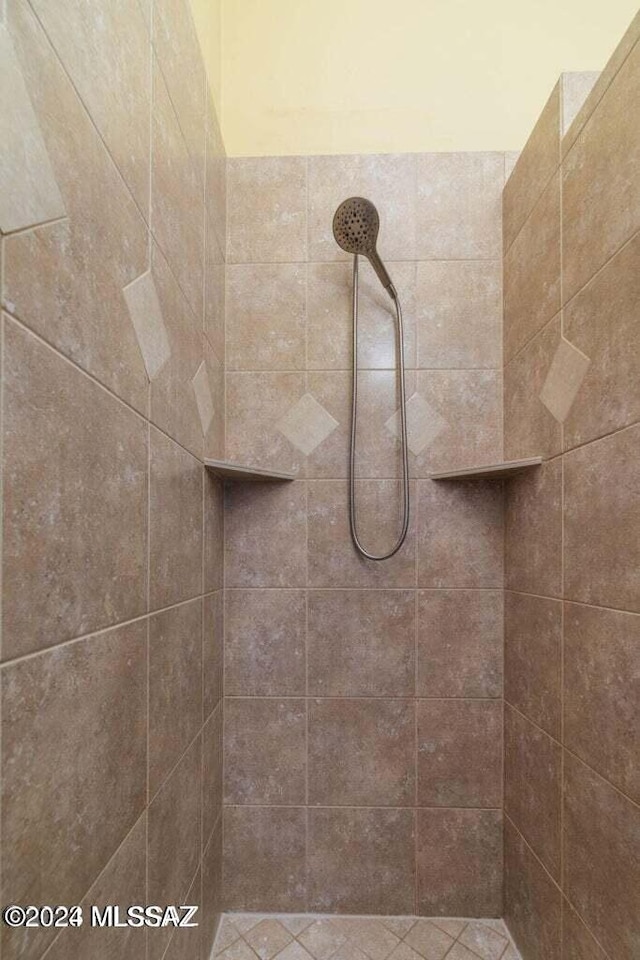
430, 457, 543, 481
204, 459, 297, 482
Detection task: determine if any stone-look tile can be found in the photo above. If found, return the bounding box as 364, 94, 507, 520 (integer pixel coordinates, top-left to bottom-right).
150, 242, 204, 456
297, 919, 348, 960
3, 1, 149, 412
204, 338, 225, 460
564, 753, 640, 960
504, 819, 561, 960
539, 338, 590, 425
504, 592, 562, 738
307, 260, 417, 370
279, 919, 314, 937
149, 428, 203, 609
458, 922, 509, 960
164, 868, 203, 960
429, 920, 468, 939
416, 152, 503, 260
417, 590, 502, 698
562, 901, 608, 960
123, 268, 171, 380
504, 706, 561, 879
308, 481, 416, 588
43, 816, 147, 960
336, 918, 401, 960
411, 370, 502, 477
307, 590, 415, 697
417, 699, 502, 808
564, 231, 640, 449
308, 808, 415, 915
224, 699, 306, 804
278, 392, 340, 459
0, 623, 147, 960
403, 920, 454, 959
416, 261, 502, 369
226, 372, 306, 476
149, 599, 203, 798
307, 153, 416, 263
223, 807, 306, 912
203, 703, 223, 847
2, 321, 147, 659
151, 60, 203, 319
217, 937, 260, 960
564, 424, 640, 612
225, 589, 306, 696
443, 947, 482, 960
225, 481, 307, 587
417, 809, 502, 917
503, 84, 560, 252
205, 471, 224, 592
245, 919, 293, 960
227, 157, 307, 263
504, 172, 561, 362
505, 458, 562, 598
0, 19, 65, 232
563, 39, 640, 302
205, 95, 226, 257
226, 263, 306, 370
193, 358, 214, 435
561, 73, 600, 135
417, 479, 504, 589
27, 0, 151, 214
215, 918, 242, 953
205, 228, 225, 362
148, 738, 202, 960
202, 822, 223, 960
153, 0, 206, 185
381, 918, 419, 938
565, 603, 640, 803
504, 316, 563, 461
308, 699, 415, 806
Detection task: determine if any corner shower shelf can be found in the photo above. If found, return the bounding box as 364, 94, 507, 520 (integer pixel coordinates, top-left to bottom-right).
430, 457, 543, 481
204, 459, 297, 482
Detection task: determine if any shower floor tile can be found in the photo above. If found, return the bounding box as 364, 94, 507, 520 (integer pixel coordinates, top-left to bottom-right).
212, 914, 522, 960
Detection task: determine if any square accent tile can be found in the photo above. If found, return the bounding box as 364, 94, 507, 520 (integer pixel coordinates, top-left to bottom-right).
277, 393, 340, 456
385, 392, 448, 456
539, 338, 590, 423
192, 360, 215, 434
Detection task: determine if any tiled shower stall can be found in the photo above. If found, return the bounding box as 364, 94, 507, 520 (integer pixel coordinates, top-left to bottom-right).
1, 2, 639, 960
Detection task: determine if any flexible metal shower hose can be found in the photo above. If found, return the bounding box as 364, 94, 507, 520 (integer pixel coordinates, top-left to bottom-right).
349, 254, 410, 560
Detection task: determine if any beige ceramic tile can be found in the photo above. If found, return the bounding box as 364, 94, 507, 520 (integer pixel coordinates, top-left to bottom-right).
562, 37, 640, 301
193, 360, 215, 435
505, 459, 562, 598
416, 261, 502, 369
417, 590, 503, 698
201, 822, 223, 960
504, 172, 561, 363
203, 338, 225, 460
307, 590, 415, 697
307, 808, 415, 915
418, 479, 504, 589
502, 84, 560, 253
226, 263, 306, 370
227, 156, 307, 262
0, 622, 147, 960
2, 320, 148, 659
225, 589, 306, 696
338, 918, 401, 960
223, 807, 306, 912
0, 20, 65, 232
307, 153, 416, 262
224, 481, 307, 587
403, 920, 454, 960
504, 819, 561, 960
457, 922, 509, 960
564, 424, 640, 612
226, 372, 306, 476
206, 94, 226, 257
244, 919, 293, 960
151, 60, 204, 319
148, 599, 203, 797
504, 592, 562, 738
278, 393, 340, 457
504, 706, 562, 880
415, 152, 503, 260
298, 919, 348, 960
224, 699, 306, 804
562, 901, 608, 960
417, 699, 502, 808
27, 0, 151, 214
205, 471, 224, 592
149, 427, 203, 609
560, 72, 600, 135
308, 698, 415, 806
203, 703, 223, 847
539, 338, 590, 424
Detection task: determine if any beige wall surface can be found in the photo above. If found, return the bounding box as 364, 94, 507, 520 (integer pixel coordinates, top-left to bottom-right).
190, 0, 638, 156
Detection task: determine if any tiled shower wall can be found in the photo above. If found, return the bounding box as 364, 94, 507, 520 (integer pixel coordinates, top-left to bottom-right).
0, 1, 225, 959
222, 151, 510, 915
502, 15, 640, 960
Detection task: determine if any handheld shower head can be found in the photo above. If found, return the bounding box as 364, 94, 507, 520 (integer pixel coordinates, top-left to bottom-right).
333, 197, 396, 298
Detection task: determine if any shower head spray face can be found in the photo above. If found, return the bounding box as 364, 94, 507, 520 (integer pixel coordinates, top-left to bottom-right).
332, 197, 396, 297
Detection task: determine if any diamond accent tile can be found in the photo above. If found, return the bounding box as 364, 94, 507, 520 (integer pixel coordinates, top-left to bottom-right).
217, 937, 260, 960
385, 392, 448, 456
458, 922, 508, 960
230, 915, 265, 934
245, 919, 294, 959
276, 393, 339, 456
337, 918, 400, 960
192, 360, 215, 434
404, 920, 455, 960
123, 270, 171, 380
298, 919, 348, 959
539, 337, 590, 423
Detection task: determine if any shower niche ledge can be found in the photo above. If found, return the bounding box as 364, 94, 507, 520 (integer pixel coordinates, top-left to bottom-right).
204, 458, 297, 482
430, 457, 542, 481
